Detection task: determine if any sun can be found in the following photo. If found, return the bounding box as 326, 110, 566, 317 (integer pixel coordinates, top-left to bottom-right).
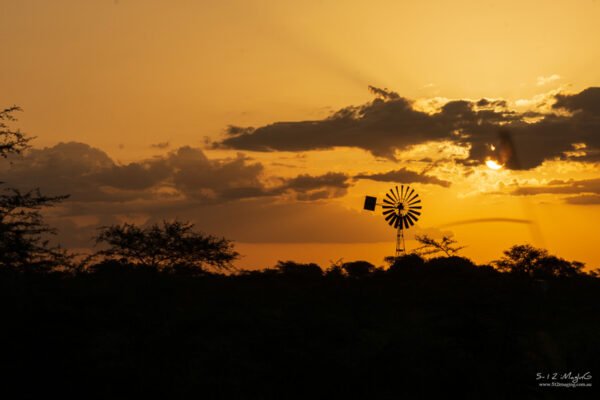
485, 159, 503, 170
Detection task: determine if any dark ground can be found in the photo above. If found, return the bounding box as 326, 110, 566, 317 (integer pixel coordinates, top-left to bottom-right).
0, 261, 598, 399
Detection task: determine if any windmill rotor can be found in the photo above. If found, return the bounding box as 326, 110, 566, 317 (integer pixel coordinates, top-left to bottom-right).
381, 185, 421, 229
363, 185, 422, 257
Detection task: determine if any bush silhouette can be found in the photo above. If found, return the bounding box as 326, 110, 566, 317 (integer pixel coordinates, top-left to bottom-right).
341, 260, 376, 278
275, 260, 323, 278
493, 244, 584, 278
426, 255, 477, 272
387, 253, 425, 272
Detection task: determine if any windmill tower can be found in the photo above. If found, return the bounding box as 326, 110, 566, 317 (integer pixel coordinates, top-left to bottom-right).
363, 185, 422, 256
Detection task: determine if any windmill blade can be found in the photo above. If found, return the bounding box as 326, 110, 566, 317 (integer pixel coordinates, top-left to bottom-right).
385, 214, 398, 226
406, 214, 419, 222
383, 209, 396, 216
408, 209, 421, 217
405, 212, 418, 225
390, 188, 399, 201
398, 216, 405, 229
385, 192, 396, 203
406, 211, 419, 222
403, 187, 414, 202
382, 198, 395, 206
403, 216, 410, 229
382, 206, 397, 210
408, 198, 421, 206
407, 192, 419, 203
408, 205, 422, 210
398, 185, 403, 201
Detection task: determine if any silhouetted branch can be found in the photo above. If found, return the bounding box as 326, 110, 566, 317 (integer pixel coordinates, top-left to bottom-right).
0, 185, 71, 270
0, 106, 32, 157
413, 234, 465, 257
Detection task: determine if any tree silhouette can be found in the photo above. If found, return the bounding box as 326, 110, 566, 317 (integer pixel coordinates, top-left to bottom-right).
275, 260, 323, 278
413, 234, 465, 257
386, 253, 425, 271
0, 106, 31, 157
93, 220, 239, 272
0, 187, 70, 270
0, 106, 70, 271
341, 260, 376, 278
493, 244, 584, 278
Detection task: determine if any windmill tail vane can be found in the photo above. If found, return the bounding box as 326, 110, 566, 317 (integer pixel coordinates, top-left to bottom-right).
363, 185, 422, 257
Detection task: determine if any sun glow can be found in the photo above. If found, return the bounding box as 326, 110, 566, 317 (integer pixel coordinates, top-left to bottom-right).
485, 159, 503, 170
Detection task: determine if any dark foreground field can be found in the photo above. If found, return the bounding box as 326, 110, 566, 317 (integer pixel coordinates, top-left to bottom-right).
1, 260, 598, 399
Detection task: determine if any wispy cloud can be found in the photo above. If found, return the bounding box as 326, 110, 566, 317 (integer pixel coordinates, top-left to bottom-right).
355, 168, 450, 187
536, 74, 561, 86
150, 141, 170, 149
511, 178, 600, 206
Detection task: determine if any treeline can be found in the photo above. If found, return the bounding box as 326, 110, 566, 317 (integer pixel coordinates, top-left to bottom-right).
2, 240, 598, 399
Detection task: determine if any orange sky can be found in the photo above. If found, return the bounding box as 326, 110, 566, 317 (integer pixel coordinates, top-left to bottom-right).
1, 0, 599, 269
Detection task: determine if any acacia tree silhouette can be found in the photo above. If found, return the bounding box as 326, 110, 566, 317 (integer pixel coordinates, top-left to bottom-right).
493, 244, 584, 278
413, 234, 465, 257
93, 220, 239, 272
0, 106, 30, 157
0, 106, 71, 270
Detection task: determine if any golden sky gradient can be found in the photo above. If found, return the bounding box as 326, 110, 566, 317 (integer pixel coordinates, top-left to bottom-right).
1, 0, 600, 268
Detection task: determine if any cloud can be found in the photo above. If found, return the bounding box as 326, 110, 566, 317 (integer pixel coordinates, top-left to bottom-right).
439, 218, 532, 227
216, 86, 600, 170
512, 178, 600, 196
354, 168, 451, 187
280, 172, 351, 201
94, 161, 172, 191
167, 147, 270, 202
0, 142, 270, 203
282, 172, 350, 191
0, 142, 354, 204
0, 142, 143, 202
536, 74, 561, 86
510, 177, 600, 205
150, 141, 170, 149
565, 194, 600, 205
553, 87, 600, 114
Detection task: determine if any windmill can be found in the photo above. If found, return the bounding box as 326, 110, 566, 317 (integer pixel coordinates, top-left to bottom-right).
363, 185, 422, 257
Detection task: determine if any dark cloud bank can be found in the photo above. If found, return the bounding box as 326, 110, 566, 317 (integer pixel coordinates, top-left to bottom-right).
1, 142, 450, 248
1, 142, 351, 204
513, 178, 600, 205
355, 168, 451, 187
217, 87, 600, 170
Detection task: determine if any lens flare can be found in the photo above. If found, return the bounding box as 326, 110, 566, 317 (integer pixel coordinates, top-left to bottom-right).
485, 159, 503, 170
